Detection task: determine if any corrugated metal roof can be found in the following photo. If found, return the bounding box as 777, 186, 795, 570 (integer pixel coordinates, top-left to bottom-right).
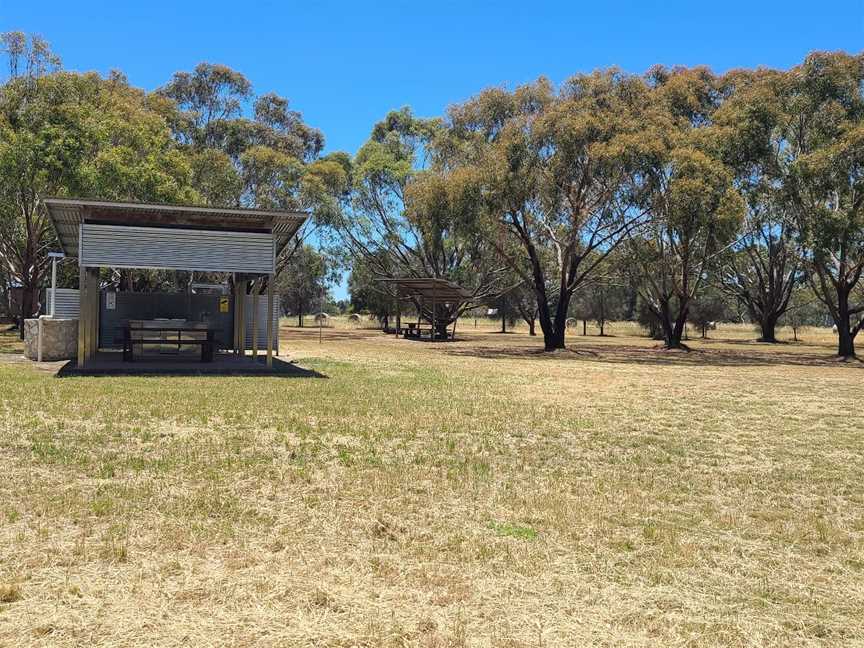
378, 277, 474, 303
44, 198, 308, 261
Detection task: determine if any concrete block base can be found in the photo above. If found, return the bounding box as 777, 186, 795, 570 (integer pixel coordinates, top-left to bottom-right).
24, 317, 79, 361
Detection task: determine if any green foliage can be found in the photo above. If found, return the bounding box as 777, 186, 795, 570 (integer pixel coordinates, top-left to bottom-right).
277, 245, 336, 326
0, 33, 860, 360
625, 67, 745, 348
0, 41, 199, 322
772, 52, 863, 354
157, 61, 343, 276
336, 107, 499, 321
688, 288, 733, 336
347, 252, 398, 322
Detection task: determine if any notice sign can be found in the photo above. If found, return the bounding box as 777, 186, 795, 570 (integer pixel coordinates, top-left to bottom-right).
106, 292, 116, 310
219, 296, 229, 313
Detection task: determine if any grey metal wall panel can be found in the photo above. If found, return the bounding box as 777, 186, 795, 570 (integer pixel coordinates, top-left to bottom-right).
45, 288, 80, 319
98, 292, 234, 350
81, 224, 274, 274
243, 294, 280, 353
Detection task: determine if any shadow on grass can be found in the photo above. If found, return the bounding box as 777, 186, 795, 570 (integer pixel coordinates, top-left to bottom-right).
443, 340, 864, 369
56, 355, 327, 378
282, 326, 387, 342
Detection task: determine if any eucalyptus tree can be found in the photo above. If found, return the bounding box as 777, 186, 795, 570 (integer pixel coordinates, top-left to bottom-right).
777, 52, 864, 357
782, 286, 829, 342
508, 282, 540, 335
432, 71, 648, 350
336, 107, 504, 318
0, 32, 59, 79
158, 63, 338, 275
687, 287, 731, 338
715, 202, 799, 342
571, 253, 630, 337
0, 35, 196, 330
712, 69, 802, 342
277, 244, 336, 327
347, 252, 400, 328
625, 67, 744, 349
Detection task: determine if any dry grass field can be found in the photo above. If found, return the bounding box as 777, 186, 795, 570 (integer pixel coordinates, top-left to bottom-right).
1, 319, 863, 647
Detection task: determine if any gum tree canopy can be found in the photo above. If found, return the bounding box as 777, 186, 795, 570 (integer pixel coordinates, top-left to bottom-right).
713, 69, 802, 343
158, 62, 347, 275
0, 33, 196, 331
779, 52, 864, 358
625, 67, 744, 349
423, 72, 648, 351
335, 108, 505, 317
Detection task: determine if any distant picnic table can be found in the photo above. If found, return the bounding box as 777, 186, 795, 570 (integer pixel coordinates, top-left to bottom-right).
400, 321, 451, 341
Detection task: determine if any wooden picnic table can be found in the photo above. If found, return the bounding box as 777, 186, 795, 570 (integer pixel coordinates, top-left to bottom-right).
401, 321, 451, 341
123, 323, 219, 362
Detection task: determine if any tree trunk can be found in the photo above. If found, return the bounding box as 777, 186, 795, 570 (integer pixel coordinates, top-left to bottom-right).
582, 320, 587, 336
599, 320, 605, 336
18, 285, 38, 340
528, 319, 536, 336
657, 299, 689, 349
298, 298, 303, 327
542, 323, 566, 350
838, 325, 855, 357
758, 314, 779, 343
835, 288, 857, 358
539, 292, 571, 351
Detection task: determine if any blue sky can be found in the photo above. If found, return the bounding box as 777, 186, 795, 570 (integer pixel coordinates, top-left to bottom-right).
3, 0, 862, 155
3, 0, 862, 298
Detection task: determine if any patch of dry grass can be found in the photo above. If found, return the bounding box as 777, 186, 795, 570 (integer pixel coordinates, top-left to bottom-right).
0, 321, 862, 646
0, 327, 23, 355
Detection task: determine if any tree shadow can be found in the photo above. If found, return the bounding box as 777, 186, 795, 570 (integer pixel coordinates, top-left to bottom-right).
443, 340, 864, 369
55, 355, 327, 378
284, 327, 388, 342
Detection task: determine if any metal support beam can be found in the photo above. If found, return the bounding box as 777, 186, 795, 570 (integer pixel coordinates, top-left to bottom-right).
431, 283, 436, 342
233, 276, 242, 355
395, 289, 401, 338
89, 268, 99, 361
251, 279, 259, 359
237, 280, 245, 356
77, 265, 86, 366
266, 274, 274, 367
49, 255, 58, 317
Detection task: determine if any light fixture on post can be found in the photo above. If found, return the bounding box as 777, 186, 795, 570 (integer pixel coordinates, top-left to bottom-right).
47, 252, 66, 318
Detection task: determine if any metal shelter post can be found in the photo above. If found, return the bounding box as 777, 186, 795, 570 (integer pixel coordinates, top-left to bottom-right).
77, 264, 86, 366
266, 274, 274, 367
251, 279, 259, 359
431, 282, 436, 342
233, 277, 244, 355
238, 280, 246, 356
395, 287, 401, 337
49, 254, 59, 317
85, 267, 99, 362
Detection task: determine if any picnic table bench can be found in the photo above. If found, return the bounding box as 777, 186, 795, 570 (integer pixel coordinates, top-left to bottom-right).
401, 321, 451, 340
122, 321, 219, 362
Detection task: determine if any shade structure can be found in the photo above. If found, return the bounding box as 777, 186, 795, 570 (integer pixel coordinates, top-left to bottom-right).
45, 198, 307, 272
378, 277, 475, 341
44, 198, 308, 368
379, 277, 474, 305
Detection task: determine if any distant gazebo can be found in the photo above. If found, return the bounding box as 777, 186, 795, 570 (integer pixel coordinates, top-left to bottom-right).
379, 277, 473, 341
